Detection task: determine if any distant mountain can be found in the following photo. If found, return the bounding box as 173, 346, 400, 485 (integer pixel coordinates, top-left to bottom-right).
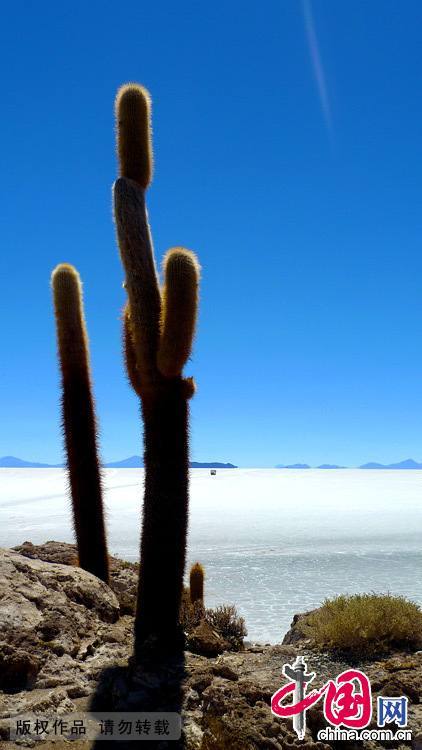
4, 455, 422, 471
0, 456, 57, 468
190, 462, 237, 469
104, 456, 142, 468
360, 458, 422, 470
0, 455, 237, 469
275, 458, 422, 469
275, 463, 314, 469
105, 457, 237, 468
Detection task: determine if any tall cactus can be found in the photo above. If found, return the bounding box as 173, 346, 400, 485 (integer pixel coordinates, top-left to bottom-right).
51, 263, 109, 583
114, 83, 200, 657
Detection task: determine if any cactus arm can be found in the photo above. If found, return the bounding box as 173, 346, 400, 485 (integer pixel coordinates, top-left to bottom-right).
157, 247, 200, 378
114, 83, 161, 389
115, 83, 153, 189
51, 263, 109, 583
122, 303, 143, 397
114, 177, 162, 388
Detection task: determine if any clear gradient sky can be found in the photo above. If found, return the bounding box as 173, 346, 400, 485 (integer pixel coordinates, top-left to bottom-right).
1, 1, 422, 467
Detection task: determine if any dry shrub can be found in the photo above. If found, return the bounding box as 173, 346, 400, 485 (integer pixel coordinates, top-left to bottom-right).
307, 593, 422, 658
180, 590, 247, 652
205, 605, 247, 651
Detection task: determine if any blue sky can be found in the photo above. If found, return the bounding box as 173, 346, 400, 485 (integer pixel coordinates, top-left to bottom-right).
1, 0, 422, 467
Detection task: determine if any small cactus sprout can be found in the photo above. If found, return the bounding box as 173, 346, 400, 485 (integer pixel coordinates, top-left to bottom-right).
51, 264, 109, 583
114, 83, 200, 657
189, 562, 204, 605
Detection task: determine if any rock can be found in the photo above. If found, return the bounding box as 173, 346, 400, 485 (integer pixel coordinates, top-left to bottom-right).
14, 540, 139, 616
14, 540, 79, 566
2, 548, 422, 749
0, 547, 131, 733
200, 681, 324, 750
187, 620, 230, 657
0, 644, 40, 690
109, 564, 138, 615
211, 661, 239, 681
282, 609, 316, 645
188, 668, 214, 694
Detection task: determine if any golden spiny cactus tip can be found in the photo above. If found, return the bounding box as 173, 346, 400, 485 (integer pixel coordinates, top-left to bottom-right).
51, 262, 80, 289
51, 264, 84, 324
157, 247, 200, 379
190, 562, 205, 604
115, 83, 153, 189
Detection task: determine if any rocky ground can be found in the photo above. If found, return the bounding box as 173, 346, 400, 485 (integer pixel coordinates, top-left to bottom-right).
0, 542, 420, 749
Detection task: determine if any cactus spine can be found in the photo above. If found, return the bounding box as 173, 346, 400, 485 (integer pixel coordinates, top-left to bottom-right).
51, 264, 109, 583
114, 83, 200, 657
189, 562, 204, 605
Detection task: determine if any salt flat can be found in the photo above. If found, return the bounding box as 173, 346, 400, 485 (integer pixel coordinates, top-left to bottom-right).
0, 468, 420, 643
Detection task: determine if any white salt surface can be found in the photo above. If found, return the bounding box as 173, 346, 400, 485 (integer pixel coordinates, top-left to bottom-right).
0, 468, 421, 643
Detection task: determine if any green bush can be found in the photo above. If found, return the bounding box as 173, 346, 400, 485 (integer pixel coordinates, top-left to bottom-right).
306, 593, 422, 658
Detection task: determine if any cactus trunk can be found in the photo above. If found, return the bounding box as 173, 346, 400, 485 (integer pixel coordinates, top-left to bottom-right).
52, 264, 109, 583
135, 382, 189, 655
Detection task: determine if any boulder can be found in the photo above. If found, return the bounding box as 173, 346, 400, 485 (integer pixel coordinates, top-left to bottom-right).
186, 620, 230, 657
0, 547, 132, 739
14, 540, 139, 615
